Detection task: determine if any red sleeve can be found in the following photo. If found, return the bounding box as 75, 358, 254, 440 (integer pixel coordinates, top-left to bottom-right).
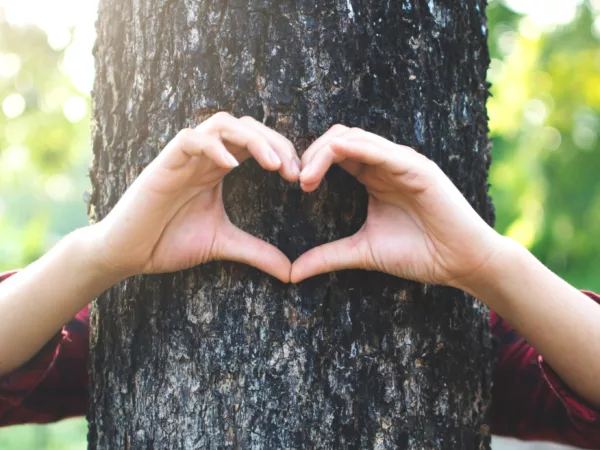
0, 271, 89, 427
3, 268, 598, 442
490, 291, 600, 448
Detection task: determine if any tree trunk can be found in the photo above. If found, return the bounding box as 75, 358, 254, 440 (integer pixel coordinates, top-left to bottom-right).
89, 1, 494, 448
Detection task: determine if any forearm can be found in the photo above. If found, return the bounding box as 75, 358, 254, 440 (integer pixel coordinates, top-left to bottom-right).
0, 225, 123, 375
460, 236, 600, 408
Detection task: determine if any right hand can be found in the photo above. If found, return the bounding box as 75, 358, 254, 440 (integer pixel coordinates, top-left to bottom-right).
291, 125, 504, 290
91, 112, 301, 282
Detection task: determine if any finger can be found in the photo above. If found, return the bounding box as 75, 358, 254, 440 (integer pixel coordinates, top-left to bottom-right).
300, 126, 368, 191
213, 223, 292, 283
301, 126, 407, 191
299, 143, 341, 192
301, 124, 350, 168
301, 134, 426, 194
299, 149, 363, 193
290, 234, 366, 283
239, 116, 302, 182
337, 159, 363, 178
300, 124, 351, 192
197, 112, 282, 171
300, 125, 366, 192
341, 128, 408, 151
159, 128, 239, 171
329, 137, 417, 175
300, 159, 365, 193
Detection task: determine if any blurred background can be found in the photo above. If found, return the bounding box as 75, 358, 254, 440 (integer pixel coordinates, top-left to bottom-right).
0, 0, 598, 448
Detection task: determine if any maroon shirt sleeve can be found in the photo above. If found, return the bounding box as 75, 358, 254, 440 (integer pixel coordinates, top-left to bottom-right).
490, 290, 600, 448
0, 271, 88, 427
1, 269, 600, 448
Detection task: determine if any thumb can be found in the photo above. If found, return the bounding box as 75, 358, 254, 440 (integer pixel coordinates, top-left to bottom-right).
213, 223, 292, 283
291, 234, 366, 283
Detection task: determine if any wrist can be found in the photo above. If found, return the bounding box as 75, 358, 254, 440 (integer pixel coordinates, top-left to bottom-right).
452, 235, 527, 300
68, 224, 130, 286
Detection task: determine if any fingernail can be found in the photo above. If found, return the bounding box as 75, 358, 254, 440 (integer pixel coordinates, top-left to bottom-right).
269, 150, 281, 166
225, 152, 239, 167
292, 159, 302, 176
301, 163, 313, 180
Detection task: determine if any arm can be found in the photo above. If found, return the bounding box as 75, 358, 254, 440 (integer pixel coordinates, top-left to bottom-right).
0, 288, 90, 426
489, 296, 600, 445
0, 230, 120, 376
0, 113, 300, 377
292, 125, 600, 410
463, 238, 600, 409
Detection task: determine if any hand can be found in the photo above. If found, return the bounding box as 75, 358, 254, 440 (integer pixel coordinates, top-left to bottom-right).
291, 125, 503, 289
90, 112, 301, 282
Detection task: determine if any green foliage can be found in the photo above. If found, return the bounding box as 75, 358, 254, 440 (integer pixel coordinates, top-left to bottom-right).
0, 0, 599, 447
0, 14, 91, 273
487, 0, 600, 292
0, 419, 87, 450
0, 9, 91, 449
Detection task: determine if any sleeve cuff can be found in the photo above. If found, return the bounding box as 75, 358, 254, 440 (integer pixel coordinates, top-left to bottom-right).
0, 333, 64, 410
0, 269, 64, 420
538, 290, 600, 425
539, 356, 599, 424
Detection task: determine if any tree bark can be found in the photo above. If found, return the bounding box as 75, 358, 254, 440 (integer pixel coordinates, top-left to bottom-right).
89, 0, 494, 448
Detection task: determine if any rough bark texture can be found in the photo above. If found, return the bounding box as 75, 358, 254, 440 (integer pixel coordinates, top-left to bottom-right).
89, 0, 494, 448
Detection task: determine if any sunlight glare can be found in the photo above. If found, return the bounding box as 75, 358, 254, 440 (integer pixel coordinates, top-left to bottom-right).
502, 0, 583, 28
63, 96, 88, 123
2, 93, 26, 118
0, 0, 98, 96
0, 53, 21, 78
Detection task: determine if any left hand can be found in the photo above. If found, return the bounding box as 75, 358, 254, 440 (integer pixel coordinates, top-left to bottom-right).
90, 113, 301, 282
291, 125, 502, 289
